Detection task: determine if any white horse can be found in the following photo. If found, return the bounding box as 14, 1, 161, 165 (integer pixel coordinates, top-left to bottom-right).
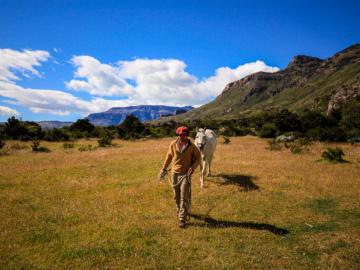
195, 128, 217, 188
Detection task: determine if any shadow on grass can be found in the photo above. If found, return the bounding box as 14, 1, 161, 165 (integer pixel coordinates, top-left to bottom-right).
208, 174, 259, 191
189, 214, 289, 236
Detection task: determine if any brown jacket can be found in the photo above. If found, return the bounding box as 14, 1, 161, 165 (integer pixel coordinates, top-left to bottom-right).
162, 138, 201, 174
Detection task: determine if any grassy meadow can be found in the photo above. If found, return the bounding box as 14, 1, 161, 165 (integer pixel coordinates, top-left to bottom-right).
0, 136, 360, 269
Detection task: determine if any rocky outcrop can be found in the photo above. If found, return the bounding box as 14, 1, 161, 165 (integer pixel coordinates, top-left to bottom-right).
327, 85, 360, 115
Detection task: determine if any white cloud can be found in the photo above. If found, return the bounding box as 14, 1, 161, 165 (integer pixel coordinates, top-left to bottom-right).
0, 81, 135, 116
66, 56, 279, 106
66, 56, 133, 97
0, 105, 20, 117
0, 48, 280, 117
0, 49, 50, 82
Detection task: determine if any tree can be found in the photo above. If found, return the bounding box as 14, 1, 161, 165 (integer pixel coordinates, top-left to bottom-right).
299, 110, 336, 131
340, 99, 360, 130
273, 109, 301, 133
44, 128, 70, 141
4, 116, 27, 139
117, 115, 146, 139
258, 123, 278, 138
70, 119, 95, 134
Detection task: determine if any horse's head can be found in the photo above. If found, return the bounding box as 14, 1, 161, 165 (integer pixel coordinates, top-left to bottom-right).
195, 127, 207, 151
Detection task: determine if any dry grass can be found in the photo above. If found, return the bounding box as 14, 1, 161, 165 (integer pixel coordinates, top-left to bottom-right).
0, 136, 359, 269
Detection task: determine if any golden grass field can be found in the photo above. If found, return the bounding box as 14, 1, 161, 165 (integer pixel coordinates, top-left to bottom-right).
0, 136, 360, 269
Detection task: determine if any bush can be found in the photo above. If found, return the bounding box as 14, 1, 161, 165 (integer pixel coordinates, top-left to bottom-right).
4, 117, 44, 140
219, 126, 234, 137
31, 141, 50, 152
321, 147, 345, 162
0, 140, 5, 149
10, 143, 28, 150
306, 127, 346, 142
296, 137, 313, 146
70, 119, 95, 134
274, 109, 302, 133
97, 133, 113, 147
259, 123, 278, 138
63, 143, 75, 149
288, 143, 309, 154
0, 149, 9, 156
266, 139, 282, 151
117, 115, 146, 139
78, 144, 94, 152
44, 128, 70, 141
340, 98, 360, 130
300, 110, 336, 131
222, 136, 231, 144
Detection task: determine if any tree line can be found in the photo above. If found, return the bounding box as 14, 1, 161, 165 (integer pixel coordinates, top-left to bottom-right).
0, 98, 359, 143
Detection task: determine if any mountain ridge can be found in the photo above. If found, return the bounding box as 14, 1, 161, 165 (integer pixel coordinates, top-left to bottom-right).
86, 105, 193, 126
157, 43, 360, 122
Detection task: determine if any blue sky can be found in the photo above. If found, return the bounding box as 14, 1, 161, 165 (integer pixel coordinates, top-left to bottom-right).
0, 0, 359, 122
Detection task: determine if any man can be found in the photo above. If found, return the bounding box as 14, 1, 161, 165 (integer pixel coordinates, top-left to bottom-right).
160, 126, 201, 228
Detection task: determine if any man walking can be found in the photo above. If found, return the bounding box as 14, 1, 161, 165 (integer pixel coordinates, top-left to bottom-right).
160, 126, 201, 228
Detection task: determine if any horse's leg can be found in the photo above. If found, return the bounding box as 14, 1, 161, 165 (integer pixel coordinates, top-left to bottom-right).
200, 161, 204, 188
207, 158, 211, 177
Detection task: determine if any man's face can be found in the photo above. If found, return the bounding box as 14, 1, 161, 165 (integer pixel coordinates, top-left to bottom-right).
179, 133, 188, 141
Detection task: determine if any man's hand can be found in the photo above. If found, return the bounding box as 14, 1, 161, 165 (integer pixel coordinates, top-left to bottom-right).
187, 167, 193, 175
159, 168, 168, 179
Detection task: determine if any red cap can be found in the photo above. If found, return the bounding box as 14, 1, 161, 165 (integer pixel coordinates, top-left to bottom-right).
176, 126, 189, 135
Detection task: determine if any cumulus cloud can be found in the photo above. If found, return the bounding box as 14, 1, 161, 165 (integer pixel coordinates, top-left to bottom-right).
66, 56, 133, 97
0, 81, 134, 116
66, 56, 279, 106
0, 48, 280, 117
0, 49, 50, 82
0, 105, 20, 117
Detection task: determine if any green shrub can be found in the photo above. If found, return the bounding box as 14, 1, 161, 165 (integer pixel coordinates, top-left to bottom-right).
274, 109, 302, 133
70, 119, 95, 134
296, 137, 312, 146
306, 127, 345, 142
289, 143, 308, 154
0, 140, 5, 149
44, 128, 70, 141
219, 126, 234, 137
222, 136, 231, 144
0, 149, 9, 156
63, 143, 75, 149
321, 147, 345, 162
31, 141, 50, 152
266, 139, 282, 151
117, 115, 146, 139
10, 143, 28, 150
259, 123, 278, 138
97, 133, 113, 147
78, 144, 94, 152
4, 117, 44, 140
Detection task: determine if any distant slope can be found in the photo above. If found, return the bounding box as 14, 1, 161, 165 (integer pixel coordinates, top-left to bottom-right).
159, 44, 360, 122
87, 105, 193, 126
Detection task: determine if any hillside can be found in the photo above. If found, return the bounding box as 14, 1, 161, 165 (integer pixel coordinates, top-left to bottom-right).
87, 105, 193, 126
160, 44, 360, 122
